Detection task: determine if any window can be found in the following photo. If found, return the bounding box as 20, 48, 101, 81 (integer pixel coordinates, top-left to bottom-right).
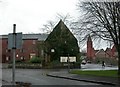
6, 57, 9, 61
30, 53, 36, 59
8, 49, 11, 53
21, 56, 24, 60
20, 49, 25, 53
6, 49, 8, 53
33, 40, 36, 44
20, 49, 22, 53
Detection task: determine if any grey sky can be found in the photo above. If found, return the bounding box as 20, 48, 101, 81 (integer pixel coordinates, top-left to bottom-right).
0, 0, 78, 35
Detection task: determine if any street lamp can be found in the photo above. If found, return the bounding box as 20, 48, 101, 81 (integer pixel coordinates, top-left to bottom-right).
51, 49, 55, 53
67, 54, 70, 72
64, 41, 70, 72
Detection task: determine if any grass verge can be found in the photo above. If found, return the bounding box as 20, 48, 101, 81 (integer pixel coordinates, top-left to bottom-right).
70, 70, 119, 78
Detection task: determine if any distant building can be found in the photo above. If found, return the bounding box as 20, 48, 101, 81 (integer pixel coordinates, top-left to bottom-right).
86, 35, 118, 61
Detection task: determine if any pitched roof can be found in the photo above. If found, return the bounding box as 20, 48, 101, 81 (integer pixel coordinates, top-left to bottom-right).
0, 34, 48, 41
23, 34, 48, 41
46, 20, 76, 41
95, 49, 105, 55
105, 47, 111, 52
87, 35, 92, 42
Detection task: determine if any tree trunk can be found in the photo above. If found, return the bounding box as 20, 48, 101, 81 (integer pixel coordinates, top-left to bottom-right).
118, 52, 120, 75
115, 44, 120, 76
117, 45, 120, 86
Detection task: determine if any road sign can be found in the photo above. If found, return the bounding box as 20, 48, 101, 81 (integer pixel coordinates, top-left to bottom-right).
69, 57, 76, 62
60, 57, 68, 62
60, 56, 76, 62
8, 32, 22, 49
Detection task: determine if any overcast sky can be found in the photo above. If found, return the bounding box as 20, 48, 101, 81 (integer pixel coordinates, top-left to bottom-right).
0, 0, 112, 50
0, 0, 79, 35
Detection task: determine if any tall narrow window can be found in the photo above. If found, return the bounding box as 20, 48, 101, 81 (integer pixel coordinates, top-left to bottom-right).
33, 40, 36, 44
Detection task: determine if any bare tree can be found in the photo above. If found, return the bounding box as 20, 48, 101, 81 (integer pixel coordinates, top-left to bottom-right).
77, 1, 120, 75
41, 13, 75, 34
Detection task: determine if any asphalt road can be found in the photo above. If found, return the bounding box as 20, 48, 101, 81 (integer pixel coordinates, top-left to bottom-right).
81, 63, 118, 70
2, 69, 101, 86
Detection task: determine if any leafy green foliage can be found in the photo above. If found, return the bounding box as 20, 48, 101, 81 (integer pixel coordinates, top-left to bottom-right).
29, 57, 41, 63
45, 20, 80, 62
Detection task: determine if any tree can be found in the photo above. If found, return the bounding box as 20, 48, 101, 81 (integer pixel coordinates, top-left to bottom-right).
35, 41, 45, 65
41, 13, 75, 34
77, 1, 120, 75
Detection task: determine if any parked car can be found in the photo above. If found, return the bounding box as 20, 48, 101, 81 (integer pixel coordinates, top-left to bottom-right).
87, 60, 91, 64
81, 60, 86, 65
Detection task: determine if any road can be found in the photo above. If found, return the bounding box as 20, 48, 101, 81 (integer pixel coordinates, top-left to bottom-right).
81, 63, 118, 70
2, 69, 100, 86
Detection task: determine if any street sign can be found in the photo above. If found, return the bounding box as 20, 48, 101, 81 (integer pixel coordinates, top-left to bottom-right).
60, 57, 68, 62
69, 57, 76, 62
8, 24, 22, 85
8, 32, 22, 49
60, 56, 76, 62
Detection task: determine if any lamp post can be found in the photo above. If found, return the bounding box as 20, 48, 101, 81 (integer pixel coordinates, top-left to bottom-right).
51, 48, 55, 62
67, 54, 70, 72
65, 41, 70, 72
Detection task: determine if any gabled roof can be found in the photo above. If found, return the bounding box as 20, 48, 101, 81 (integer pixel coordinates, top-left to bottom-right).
105, 47, 111, 52
94, 50, 99, 54
46, 20, 76, 41
95, 49, 105, 55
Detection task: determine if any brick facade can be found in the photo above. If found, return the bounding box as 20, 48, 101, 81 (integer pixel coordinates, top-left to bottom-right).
0, 34, 48, 63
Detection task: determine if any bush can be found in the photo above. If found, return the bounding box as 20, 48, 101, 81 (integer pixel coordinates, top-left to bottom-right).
29, 57, 41, 63
8, 63, 42, 69
8, 60, 24, 64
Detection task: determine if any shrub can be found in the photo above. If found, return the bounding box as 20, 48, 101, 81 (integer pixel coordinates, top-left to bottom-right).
29, 57, 41, 64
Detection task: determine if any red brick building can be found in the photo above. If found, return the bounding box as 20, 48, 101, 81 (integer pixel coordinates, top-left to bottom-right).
0, 34, 48, 63
87, 35, 95, 60
87, 35, 118, 61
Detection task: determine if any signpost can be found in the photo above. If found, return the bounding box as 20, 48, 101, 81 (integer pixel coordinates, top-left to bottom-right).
8, 24, 22, 85
60, 56, 76, 72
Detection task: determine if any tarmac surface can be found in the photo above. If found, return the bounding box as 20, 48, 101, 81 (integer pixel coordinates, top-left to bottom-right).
1, 63, 120, 87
